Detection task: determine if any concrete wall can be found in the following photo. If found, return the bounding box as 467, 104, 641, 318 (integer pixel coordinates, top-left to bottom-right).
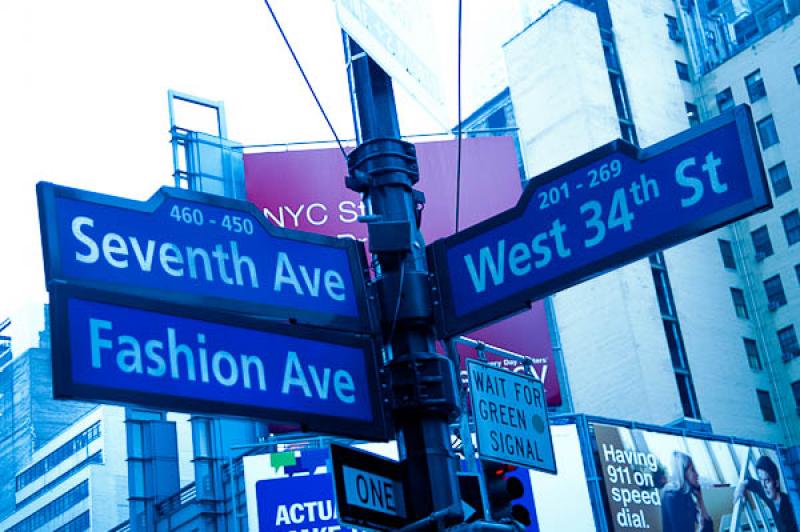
505, 2, 683, 424
505, 2, 619, 179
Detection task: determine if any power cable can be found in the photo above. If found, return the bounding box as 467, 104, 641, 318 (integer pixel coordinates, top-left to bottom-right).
263, 0, 348, 160
455, 0, 464, 232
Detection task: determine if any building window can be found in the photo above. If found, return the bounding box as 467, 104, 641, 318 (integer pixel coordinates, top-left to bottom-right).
793, 382, 800, 413
744, 338, 762, 370
751, 225, 774, 260
620, 121, 637, 143
764, 275, 787, 310
17, 451, 102, 511
486, 108, 507, 130
762, 5, 786, 32
782, 210, 800, 246
8, 481, 89, 532
16, 421, 102, 491
757, 115, 780, 149
745, 70, 767, 102
735, 15, 759, 45
685, 102, 700, 126
676, 61, 690, 81
653, 269, 675, 317
676, 372, 700, 418
666, 15, 682, 41
718, 239, 736, 269
731, 288, 749, 319
779, 325, 800, 360
757, 390, 777, 422
796, 264, 800, 286
716, 88, 734, 113
53, 511, 90, 532
769, 162, 792, 197
610, 73, 631, 121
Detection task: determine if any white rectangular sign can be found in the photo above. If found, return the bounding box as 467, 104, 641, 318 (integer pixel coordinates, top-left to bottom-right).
467, 359, 556, 473
334, 0, 448, 128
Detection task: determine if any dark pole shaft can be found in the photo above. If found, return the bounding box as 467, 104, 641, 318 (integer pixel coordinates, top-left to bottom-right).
344, 36, 462, 528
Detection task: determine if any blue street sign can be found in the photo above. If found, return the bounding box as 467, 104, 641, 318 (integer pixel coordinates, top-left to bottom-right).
256, 473, 352, 532
38, 183, 374, 333
50, 284, 389, 440
428, 105, 771, 338
330, 443, 410, 530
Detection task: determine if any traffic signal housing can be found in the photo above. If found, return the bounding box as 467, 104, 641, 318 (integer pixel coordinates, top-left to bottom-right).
482, 460, 532, 527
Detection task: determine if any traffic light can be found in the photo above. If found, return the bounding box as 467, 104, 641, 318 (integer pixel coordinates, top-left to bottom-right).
482, 460, 532, 527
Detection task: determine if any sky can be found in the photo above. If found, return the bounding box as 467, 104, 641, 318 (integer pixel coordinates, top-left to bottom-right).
0, 0, 557, 351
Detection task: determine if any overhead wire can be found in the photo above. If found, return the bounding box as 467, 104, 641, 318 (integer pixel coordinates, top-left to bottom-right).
263, 0, 348, 160
455, 0, 464, 232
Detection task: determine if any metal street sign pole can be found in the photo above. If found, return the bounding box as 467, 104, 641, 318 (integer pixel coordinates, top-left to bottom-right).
344, 35, 463, 528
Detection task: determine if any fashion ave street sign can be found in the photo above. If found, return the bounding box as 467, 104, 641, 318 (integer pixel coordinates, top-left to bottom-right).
38, 183, 389, 440
38, 183, 374, 334
428, 105, 771, 338
50, 284, 389, 440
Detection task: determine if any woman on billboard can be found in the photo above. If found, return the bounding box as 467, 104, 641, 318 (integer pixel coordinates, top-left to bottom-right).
735, 455, 798, 532
660, 452, 713, 531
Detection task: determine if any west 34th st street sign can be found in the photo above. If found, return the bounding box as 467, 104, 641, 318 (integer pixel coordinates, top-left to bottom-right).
428, 105, 771, 338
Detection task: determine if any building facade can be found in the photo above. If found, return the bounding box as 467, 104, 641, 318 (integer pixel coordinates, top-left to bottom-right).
0, 306, 98, 523
0, 406, 130, 532
501, 0, 800, 445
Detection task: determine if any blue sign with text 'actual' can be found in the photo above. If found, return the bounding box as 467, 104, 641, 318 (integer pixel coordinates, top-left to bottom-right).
428, 106, 771, 338
50, 285, 388, 440
38, 183, 373, 333
256, 474, 355, 532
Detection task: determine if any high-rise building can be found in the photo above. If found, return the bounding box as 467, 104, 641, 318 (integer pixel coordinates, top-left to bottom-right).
0, 305, 97, 522
0, 405, 130, 532
476, 0, 800, 506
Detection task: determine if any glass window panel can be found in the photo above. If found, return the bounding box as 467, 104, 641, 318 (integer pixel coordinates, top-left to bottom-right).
716, 88, 734, 113
757, 389, 776, 422
731, 288, 749, 319
757, 115, 780, 149
792, 381, 800, 410
778, 326, 799, 357
676, 61, 690, 81
751, 226, 774, 259
782, 210, 800, 245
744, 338, 762, 370
718, 239, 736, 269
764, 275, 787, 307
769, 162, 792, 197
745, 70, 767, 102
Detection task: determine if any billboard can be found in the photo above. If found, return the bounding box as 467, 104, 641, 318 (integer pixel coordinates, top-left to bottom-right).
244, 136, 561, 405
592, 423, 797, 532
243, 448, 357, 531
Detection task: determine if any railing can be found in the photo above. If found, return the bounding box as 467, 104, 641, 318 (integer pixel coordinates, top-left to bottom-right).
156, 482, 197, 517
108, 520, 130, 532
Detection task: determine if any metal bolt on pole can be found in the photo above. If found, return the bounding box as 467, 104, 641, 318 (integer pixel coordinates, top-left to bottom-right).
344, 35, 463, 529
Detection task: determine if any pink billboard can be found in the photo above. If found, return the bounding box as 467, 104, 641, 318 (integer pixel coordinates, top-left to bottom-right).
244, 136, 561, 405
